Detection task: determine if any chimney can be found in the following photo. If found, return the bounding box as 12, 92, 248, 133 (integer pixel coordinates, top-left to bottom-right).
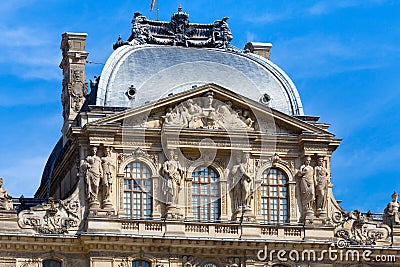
59, 33, 89, 144
244, 42, 273, 60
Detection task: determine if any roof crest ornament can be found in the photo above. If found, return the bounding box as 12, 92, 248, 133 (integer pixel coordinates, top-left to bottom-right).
113, 7, 233, 50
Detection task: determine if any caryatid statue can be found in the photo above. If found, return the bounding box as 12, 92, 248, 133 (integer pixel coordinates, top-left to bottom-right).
0, 178, 12, 211
296, 156, 315, 217
82, 146, 103, 208
314, 157, 330, 216
101, 147, 115, 208
161, 150, 184, 206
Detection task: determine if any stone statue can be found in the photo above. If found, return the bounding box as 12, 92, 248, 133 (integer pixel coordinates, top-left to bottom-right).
0, 178, 12, 211
185, 99, 204, 128
230, 153, 253, 210
101, 147, 115, 208
296, 156, 315, 217
161, 151, 184, 206
314, 157, 330, 216
383, 191, 400, 226
82, 146, 103, 208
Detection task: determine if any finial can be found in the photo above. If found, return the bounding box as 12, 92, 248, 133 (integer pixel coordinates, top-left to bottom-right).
178, 5, 183, 12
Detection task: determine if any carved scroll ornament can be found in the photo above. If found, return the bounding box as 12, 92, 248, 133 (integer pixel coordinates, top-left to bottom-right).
18, 195, 81, 234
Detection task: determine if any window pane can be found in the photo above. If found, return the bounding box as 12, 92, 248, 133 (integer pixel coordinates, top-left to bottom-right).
261, 168, 288, 224
192, 166, 219, 221
123, 162, 152, 218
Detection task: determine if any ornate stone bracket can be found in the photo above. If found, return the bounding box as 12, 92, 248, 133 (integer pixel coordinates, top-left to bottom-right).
18, 193, 81, 235
334, 210, 391, 246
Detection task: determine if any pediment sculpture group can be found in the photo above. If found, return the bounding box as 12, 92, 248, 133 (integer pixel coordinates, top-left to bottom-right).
295, 156, 330, 222
163, 94, 254, 130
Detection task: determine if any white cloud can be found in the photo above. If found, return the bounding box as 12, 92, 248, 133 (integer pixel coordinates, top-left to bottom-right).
0, 26, 52, 47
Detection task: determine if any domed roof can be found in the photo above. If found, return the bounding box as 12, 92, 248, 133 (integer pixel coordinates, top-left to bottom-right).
95, 9, 304, 116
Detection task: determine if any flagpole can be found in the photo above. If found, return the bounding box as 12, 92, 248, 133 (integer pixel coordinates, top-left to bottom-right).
156, 0, 159, 21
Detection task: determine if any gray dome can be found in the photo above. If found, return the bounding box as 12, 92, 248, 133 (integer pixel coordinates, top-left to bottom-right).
96, 45, 304, 116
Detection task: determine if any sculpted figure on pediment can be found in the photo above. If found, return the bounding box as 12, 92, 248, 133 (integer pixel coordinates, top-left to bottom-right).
383, 191, 400, 226
162, 96, 255, 130
164, 107, 188, 127
215, 101, 251, 129
82, 146, 103, 208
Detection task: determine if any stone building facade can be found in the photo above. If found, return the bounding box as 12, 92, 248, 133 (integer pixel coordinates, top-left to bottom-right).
0, 7, 398, 267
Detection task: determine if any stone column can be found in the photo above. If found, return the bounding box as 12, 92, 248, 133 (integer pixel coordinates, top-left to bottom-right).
60, 32, 89, 145
288, 181, 298, 224
152, 175, 162, 218
185, 176, 194, 220
220, 175, 229, 221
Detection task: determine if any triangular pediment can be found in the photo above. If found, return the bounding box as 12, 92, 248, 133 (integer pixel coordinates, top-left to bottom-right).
88, 83, 333, 136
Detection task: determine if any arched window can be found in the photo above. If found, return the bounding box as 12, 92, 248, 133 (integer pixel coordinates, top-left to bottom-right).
261, 168, 288, 223
123, 162, 152, 218
192, 166, 220, 221
43, 260, 61, 267
132, 260, 150, 267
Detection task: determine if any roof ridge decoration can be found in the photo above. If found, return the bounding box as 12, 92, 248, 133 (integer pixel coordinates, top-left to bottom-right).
113, 7, 233, 50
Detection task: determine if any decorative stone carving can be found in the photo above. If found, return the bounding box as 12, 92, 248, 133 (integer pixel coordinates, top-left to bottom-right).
0, 178, 12, 211
383, 191, 400, 226
18, 195, 80, 234
101, 147, 115, 209
20, 259, 41, 267
82, 146, 103, 209
335, 210, 390, 245
162, 95, 255, 130
118, 148, 158, 168
314, 157, 330, 218
124, 8, 234, 49
68, 69, 88, 113
295, 156, 315, 222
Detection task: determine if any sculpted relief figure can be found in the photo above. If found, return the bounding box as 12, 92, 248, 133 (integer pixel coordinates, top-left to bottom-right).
101, 147, 115, 208
296, 156, 315, 218
383, 192, 400, 226
314, 157, 330, 216
82, 146, 103, 208
161, 151, 184, 206
68, 69, 87, 112
162, 97, 255, 130
0, 178, 12, 211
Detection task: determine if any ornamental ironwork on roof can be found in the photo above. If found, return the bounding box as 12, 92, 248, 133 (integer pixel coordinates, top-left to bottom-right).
113, 7, 233, 50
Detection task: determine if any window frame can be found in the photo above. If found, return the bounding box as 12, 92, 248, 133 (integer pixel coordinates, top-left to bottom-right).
261, 168, 289, 224
42, 259, 61, 267
191, 166, 220, 221
123, 161, 152, 219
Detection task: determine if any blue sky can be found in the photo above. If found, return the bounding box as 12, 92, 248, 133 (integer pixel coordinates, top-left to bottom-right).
0, 0, 399, 213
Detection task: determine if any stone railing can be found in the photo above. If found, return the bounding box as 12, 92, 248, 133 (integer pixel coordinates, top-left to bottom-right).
116, 219, 308, 240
